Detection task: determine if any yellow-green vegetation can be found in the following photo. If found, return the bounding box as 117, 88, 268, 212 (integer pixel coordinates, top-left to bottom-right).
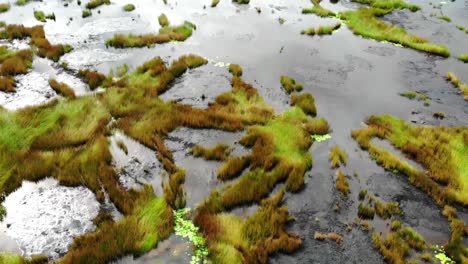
34, 11, 51, 23
340, 8, 450, 57
217, 155, 251, 181
0, 24, 73, 62
433, 111, 445, 119
86, 0, 110, 9
314, 232, 343, 243
399, 90, 430, 106
336, 170, 350, 197
280, 75, 303, 94
78, 69, 107, 90
352, 115, 468, 262
158, 13, 169, 27
228, 64, 242, 77
48, 79, 76, 98
0, 254, 48, 264
456, 25, 468, 34
191, 143, 232, 161
211, 0, 220, 7
352, 115, 468, 205
82, 9, 92, 18
329, 145, 347, 168
106, 21, 196, 48
437, 15, 452, 23
442, 206, 467, 263
457, 54, 468, 63
351, 0, 420, 11
196, 190, 301, 264
0, 3, 10, 13
290, 93, 316, 116
374, 200, 401, 219
446, 72, 468, 101
233, 0, 249, 4
358, 202, 375, 219
302, 0, 335, 17
301, 22, 341, 36
15, 0, 31, 6
372, 224, 427, 263
0, 46, 33, 92
123, 3, 135, 12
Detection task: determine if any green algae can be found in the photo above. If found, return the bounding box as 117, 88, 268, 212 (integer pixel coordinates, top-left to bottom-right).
311, 134, 331, 142
175, 209, 208, 264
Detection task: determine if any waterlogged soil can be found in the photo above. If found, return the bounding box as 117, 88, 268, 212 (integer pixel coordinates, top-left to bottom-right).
0, 0, 467, 263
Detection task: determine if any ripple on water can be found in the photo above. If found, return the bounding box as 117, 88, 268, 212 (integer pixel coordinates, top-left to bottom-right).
0, 178, 100, 258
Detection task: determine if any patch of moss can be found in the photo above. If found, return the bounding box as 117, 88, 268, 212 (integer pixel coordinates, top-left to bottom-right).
82, 9, 92, 18
351, 0, 420, 11
457, 54, 468, 63
0, 3, 10, 13
290, 93, 316, 116
228, 63, 242, 77
446, 72, 468, 101
302, 0, 335, 17
301, 22, 341, 36
437, 15, 451, 22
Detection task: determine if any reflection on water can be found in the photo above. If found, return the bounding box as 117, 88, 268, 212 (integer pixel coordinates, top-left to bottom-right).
0, 178, 100, 258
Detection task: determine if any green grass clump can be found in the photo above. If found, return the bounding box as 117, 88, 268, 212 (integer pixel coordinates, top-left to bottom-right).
211, 0, 220, 7
437, 15, 451, 22
358, 203, 375, 219
78, 69, 107, 90
351, 0, 420, 11
217, 155, 251, 181
0, 254, 48, 264
446, 72, 468, 101
228, 63, 242, 77
329, 145, 347, 168
457, 54, 468, 63
82, 9, 92, 18
191, 143, 232, 161
280, 75, 303, 94
433, 111, 445, 119
0, 76, 15, 92
15, 0, 31, 6
340, 8, 450, 57
49, 79, 76, 98
106, 21, 196, 48
400, 90, 430, 105
359, 189, 367, 200
86, 0, 110, 9
400, 90, 416, 99
374, 200, 401, 219
302, 0, 335, 17
158, 13, 169, 27
123, 3, 135, 11
290, 93, 316, 116
34, 11, 47, 22
233, 0, 249, 4
301, 22, 341, 36
0, 3, 10, 13
336, 170, 350, 197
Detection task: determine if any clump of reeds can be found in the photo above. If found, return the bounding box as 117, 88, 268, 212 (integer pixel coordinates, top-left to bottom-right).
49, 79, 76, 98
191, 143, 232, 161
329, 145, 347, 168
290, 93, 316, 116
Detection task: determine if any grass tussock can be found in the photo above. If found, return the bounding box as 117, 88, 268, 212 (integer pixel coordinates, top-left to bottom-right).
211, 0, 220, 7
301, 22, 341, 36
358, 202, 375, 219
82, 9, 92, 18
302, 0, 335, 17
314, 232, 343, 244
329, 145, 347, 168
0, 254, 48, 264
336, 170, 350, 197
233, 0, 249, 4
290, 93, 316, 116
228, 63, 242, 77
15, 0, 31, 5
217, 155, 251, 181
280, 75, 303, 94
446, 72, 468, 100
457, 54, 468, 63
437, 15, 451, 22
49, 79, 76, 98
0, 3, 10, 13
191, 143, 232, 161
0, 76, 15, 92
374, 200, 401, 219
123, 3, 135, 11
158, 13, 169, 27
340, 8, 450, 57
106, 21, 196, 48
78, 69, 107, 90
351, 0, 420, 12
86, 0, 110, 9
0, 24, 73, 62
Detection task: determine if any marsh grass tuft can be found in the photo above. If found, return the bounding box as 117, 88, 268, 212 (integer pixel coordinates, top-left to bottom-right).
437, 15, 451, 22
329, 145, 347, 168
336, 170, 350, 197
228, 63, 242, 77
290, 93, 316, 116
158, 13, 169, 27
314, 232, 343, 243
280, 75, 303, 94
191, 143, 232, 161
82, 9, 92, 18
211, 0, 220, 7
446, 72, 468, 101
457, 54, 468, 63
0, 3, 10, 13
86, 0, 110, 9
301, 22, 341, 36
302, 0, 335, 17
49, 79, 76, 98
358, 203, 375, 219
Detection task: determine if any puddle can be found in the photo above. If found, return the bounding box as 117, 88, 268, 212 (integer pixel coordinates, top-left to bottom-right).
0, 178, 100, 258
109, 131, 164, 197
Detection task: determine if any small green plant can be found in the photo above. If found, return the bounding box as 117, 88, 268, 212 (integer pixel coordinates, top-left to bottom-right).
0, 3, 10, 13
457, 54, 468, 63
228, 63, 242, 77
34, 11, 47, 22
336, 170, 350, 197
175, 209, 208, 264
329, 145, 347, 168
311, 134, 331, 142
400, 90, 417, 99
359, 189, 367, 200
82, 9, 92, 18
433, 112, 445, 119
358, 203, 375, 219
211, 0, 220, 7
437, 15, 451, 22
117, 64, 128, 77
158, 13, 169, 27
123, 3, 135, 12
86, 0, 110, 9
278, 17, 285, 24
15, 0, 31, 6
280, 75, 303, 94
